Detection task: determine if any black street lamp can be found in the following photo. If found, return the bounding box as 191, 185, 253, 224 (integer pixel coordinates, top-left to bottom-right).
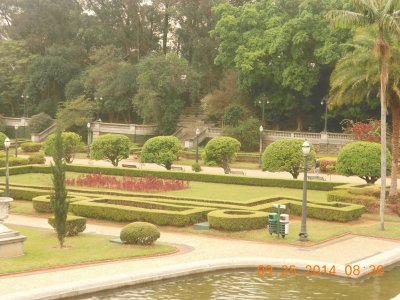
4, 137, 10, 197
21, 94, 29, 118
321, 96, 328, 132
258, 95, 270, 127
14, 125, 19, 157
299, 140, 310, 242
87, 122, 91, 159
195, 128, 200, 163
94, 96, 103, 120
259, 125, 264, 168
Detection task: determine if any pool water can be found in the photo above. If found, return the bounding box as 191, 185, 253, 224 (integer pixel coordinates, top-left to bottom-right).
72, 265, 400, 300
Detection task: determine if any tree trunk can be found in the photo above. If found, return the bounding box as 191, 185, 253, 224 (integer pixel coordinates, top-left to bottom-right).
378, 32, 389, 231
296, 112, 303, 131
162, 2, 169, 55
389, 98, 399, 201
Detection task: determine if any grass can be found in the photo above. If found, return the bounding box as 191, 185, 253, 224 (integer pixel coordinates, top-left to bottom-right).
10, 200, 40, 215
0, 225, 176, 275
163, 181, 328, 202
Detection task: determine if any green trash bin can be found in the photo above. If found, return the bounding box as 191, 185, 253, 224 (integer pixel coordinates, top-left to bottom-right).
268, 213, 278, 235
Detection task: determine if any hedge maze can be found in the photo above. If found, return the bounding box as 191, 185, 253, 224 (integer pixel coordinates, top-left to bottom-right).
2, 165, 367, 231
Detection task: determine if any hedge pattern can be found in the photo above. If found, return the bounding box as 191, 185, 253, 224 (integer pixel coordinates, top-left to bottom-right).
208, 210, 268, 231
48, 215, 86, 236
33, 194, 91, 213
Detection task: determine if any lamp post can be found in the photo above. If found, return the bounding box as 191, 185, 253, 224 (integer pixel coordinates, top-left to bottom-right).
195, 128, 200, 163
87, 122, 91, 159
21, 94, 29, 118
259, 125, 264, 168
299, 140, 310, 242
14, 125, 19, 157
258, 95, 270, 127
321, 96, 328, 132
4, 137, 10, 197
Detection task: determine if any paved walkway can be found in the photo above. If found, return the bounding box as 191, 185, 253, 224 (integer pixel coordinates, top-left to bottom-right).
1, 214, 400, 300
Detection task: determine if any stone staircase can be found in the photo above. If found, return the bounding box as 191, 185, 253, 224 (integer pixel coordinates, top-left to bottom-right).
174, 103, 215, 147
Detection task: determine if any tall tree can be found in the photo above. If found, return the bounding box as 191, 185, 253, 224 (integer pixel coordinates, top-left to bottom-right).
328, 0, 400, 230
330, 28, 400, 200
50, 127, 69, 248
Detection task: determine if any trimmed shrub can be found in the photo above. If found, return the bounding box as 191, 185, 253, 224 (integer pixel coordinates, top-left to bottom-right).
90, 134, 130, 166
320, 158, 336, 173
192, 162, 202, 172
140, 136, 182, 170
120, 222, 160, 245
0, 132, 7, 150
44, 132, 85, 163
28, 153, 46, 164
29, 113, 53, 134
203, 136, 241, 174
0, 156, 29, 167
21, 142, 42, 152
208, 209, 268, 231
327, 189, 378, 212
48, 215, 86, 236
262, 139, 316, 179
336, 142, 392, 184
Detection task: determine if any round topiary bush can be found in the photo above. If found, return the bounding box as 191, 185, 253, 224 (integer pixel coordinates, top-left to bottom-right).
90, 133, 131, 166
44, 131, 85, 163
262, 139, 316, 179
140, 136, 182, 170
336, 141, 392, 184
120, 222, 160, 245
203, 136, 241, 174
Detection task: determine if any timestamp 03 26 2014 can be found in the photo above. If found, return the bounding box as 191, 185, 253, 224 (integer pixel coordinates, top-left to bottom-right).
256, 264, 385, 277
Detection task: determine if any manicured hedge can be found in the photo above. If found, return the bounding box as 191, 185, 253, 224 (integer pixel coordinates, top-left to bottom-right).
0, 157, 29, 167
21, 142, 42, 152
28, 153, 46, 164
64, 165, 344, 191
327, 189, 379, 212
33, 194, 91, 213
208, 209, 268, 231
69, 198, 210, 226
48, 215, 86, 236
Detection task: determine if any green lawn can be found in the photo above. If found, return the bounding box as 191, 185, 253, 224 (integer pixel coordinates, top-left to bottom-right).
4, 173, 328, 203
163, 181, 328, 202
0, 225, 176, 275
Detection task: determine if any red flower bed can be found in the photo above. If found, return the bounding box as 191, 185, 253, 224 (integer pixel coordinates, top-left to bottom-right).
65, 173, 189, 192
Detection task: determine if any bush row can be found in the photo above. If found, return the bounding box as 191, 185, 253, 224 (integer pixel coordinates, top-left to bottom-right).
21, 142, 42, 152
48, 215, 86, 236
327, 189, 379, 212
69, 198, 210, 226
208, 209, 268, 231
32, 194, 91, 213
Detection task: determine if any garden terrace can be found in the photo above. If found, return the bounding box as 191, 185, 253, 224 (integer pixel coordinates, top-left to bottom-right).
0, 165, 366, 225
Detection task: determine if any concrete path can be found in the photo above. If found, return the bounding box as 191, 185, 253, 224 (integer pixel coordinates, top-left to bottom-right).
2, 214, 400, 300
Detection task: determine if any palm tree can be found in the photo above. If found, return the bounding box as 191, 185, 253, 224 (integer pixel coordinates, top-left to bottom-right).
330, 28, 400, 200
327, 0, 400, 230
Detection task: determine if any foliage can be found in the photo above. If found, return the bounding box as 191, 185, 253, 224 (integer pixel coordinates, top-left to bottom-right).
192, 162, 202, 172
133, 53, 200, 134
0, 117, 6, 133
49, 128, 69, 248
201, 70, 249, 121
0, 156, 29, 167
327, 188, 379, 213
56, 96, 96, 130
48, 215, 86, 237
90, 134, 130, 166
21, 142, 41, 152
120, 222, 160, 245
203, 136, 241, 174
28, 153, 46, 164
223, 104, 246, 127
222, 117, 260, 151
44, 132, 85, 163
320, 159, 336, 173
140, 136, 182, 170
208, 210, 268, 231
32, 194, 91, 213
262, 139, 316, 179
65, 174, 189, 192
342, 119, 381, 143
29, 113, 53, 134
336, 142, 392, 184
0, 132, 7, 150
